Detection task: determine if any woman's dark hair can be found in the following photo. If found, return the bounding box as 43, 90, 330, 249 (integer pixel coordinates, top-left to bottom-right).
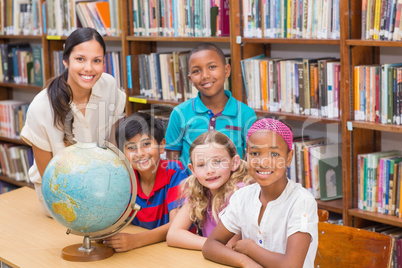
47, 27, 106, 146
188, 42, 227, 66
115, 112, 165, 152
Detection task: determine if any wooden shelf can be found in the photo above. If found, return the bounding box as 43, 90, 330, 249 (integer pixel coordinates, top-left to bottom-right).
254, 110, 342, 124
349, 208, 402, 228
0, 175, 33, 189
351, 121, 402, 134
0, 82, 42, 90
242, 38, 340, 45
0, 35, 42, 40
0, 137, 28, 145
316, 199, 343, 214
126, 36, 230, 42
346, 39, 402, 47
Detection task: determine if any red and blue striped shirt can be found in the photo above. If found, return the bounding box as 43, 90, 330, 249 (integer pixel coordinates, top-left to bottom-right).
132, 159, 188, 230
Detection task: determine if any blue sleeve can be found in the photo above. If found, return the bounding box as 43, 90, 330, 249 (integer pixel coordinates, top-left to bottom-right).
165, 108, 184, 151
166, 161, 189, 212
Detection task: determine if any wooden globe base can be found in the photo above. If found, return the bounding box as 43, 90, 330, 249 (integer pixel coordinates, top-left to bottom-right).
61, 243, 114, 262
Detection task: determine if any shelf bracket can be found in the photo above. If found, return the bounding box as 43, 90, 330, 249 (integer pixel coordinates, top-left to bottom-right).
347, 121, 353, 131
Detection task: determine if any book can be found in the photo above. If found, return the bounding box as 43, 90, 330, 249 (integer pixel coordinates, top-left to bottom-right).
32, 45, 44, 87
319, 156, 343, 201
240, 54, 265, 107
366, 150, 400, 212
294, 138, 326, 187
358, 153, 369, 210
309, 143, 342, 199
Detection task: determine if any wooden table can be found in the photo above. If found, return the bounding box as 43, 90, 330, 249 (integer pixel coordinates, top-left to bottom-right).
0, 187, 227, 267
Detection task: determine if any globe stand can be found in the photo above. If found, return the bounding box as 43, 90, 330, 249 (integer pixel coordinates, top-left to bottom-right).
61, 202, 141, 262
61, 236, 114, 262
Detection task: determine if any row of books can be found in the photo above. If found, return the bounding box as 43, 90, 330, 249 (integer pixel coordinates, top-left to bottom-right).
242, 0, 340, 39
0, 100, 29, 139
354, 63, 402, 125
363, 223, 402, 267
0, 0, 42, 35
0, 181, 18, 195
53, 50, 123, 88
288, 137, 342, 200
241, 55, 341, 118
127, 51, 230, 102
0, 143, 33, 183
361, 0, 402, 41
0, 44, 44, 87
132, 0, 230, 37
45, 0, 120, 37
357, 151, 402, 218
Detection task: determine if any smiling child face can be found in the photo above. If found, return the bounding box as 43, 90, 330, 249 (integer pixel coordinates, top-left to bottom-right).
188, 142, 239, 196
124, 134, 165, 175
187, 49, 230, 100
247, 130, 293, 188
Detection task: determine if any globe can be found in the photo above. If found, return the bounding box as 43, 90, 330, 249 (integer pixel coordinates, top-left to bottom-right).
41, 141, 139, 262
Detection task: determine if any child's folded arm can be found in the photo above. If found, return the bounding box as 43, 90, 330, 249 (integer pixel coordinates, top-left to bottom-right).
202, 222, 262, 268
239, 231, 311, 268
166, 203, 206, 250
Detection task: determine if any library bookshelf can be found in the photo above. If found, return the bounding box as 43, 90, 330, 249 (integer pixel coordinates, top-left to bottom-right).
341, 0, 402, 228
1, 0, 401, 231
0, 33, 46, 190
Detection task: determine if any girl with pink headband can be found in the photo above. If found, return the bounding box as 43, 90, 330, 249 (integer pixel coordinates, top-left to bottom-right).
203, 117, 318, 268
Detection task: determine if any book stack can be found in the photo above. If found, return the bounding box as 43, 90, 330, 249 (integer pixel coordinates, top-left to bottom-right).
354, 63, 402, 125
127, 51, 231, 102
242, 0, 340, 39
0, 181, 18, 194
357, 150, 402, 217
0, 143, 33, 183
0, 43, 37, 85
361, 0, 402, 41
46, 0, 119, 37
0, 0, 42, 35
133, 0, 230, 37
241, 56, 341, 118
289, 137, 342, 200
0, 100, 29, 139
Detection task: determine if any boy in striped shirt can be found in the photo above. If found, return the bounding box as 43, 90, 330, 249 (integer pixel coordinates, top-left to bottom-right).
103, 112, 189, 252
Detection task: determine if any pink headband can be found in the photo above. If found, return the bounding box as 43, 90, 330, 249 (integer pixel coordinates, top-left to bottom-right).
246, 118, 293, 151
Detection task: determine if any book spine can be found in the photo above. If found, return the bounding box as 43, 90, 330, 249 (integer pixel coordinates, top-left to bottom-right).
303, 59, 311, 115
127, 55, 132, 89
388, 67, 395, 123
260, 60, 268, 110
334, 63, 340, 118
297, 62, 305, 114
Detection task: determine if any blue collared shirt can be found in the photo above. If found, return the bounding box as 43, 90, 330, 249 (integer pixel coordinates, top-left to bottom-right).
165, 90, 257, 167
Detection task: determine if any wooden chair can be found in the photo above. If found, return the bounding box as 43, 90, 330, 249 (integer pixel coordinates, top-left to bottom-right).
314, 222, 393, 268
317, 209, 329, 222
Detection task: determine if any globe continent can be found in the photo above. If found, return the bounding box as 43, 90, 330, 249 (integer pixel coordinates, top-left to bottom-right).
42, 143, 132, 234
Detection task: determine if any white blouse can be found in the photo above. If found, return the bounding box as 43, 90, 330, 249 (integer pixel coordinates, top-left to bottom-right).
21, 73, 126, 184
220, 180, 318, 268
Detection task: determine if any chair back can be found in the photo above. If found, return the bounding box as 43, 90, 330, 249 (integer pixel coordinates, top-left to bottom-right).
317, 209, 329, 222
314, 222, 393, 268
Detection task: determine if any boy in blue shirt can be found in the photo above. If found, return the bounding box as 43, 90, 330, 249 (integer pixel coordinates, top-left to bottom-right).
165, 43, 256, 167
103, 112, 189, 252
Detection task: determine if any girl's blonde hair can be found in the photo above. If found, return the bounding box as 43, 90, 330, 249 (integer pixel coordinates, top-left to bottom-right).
180, 130, 254, 230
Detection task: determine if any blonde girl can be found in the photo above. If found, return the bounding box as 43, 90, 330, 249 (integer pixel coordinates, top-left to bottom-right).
166, 130, 253, 250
